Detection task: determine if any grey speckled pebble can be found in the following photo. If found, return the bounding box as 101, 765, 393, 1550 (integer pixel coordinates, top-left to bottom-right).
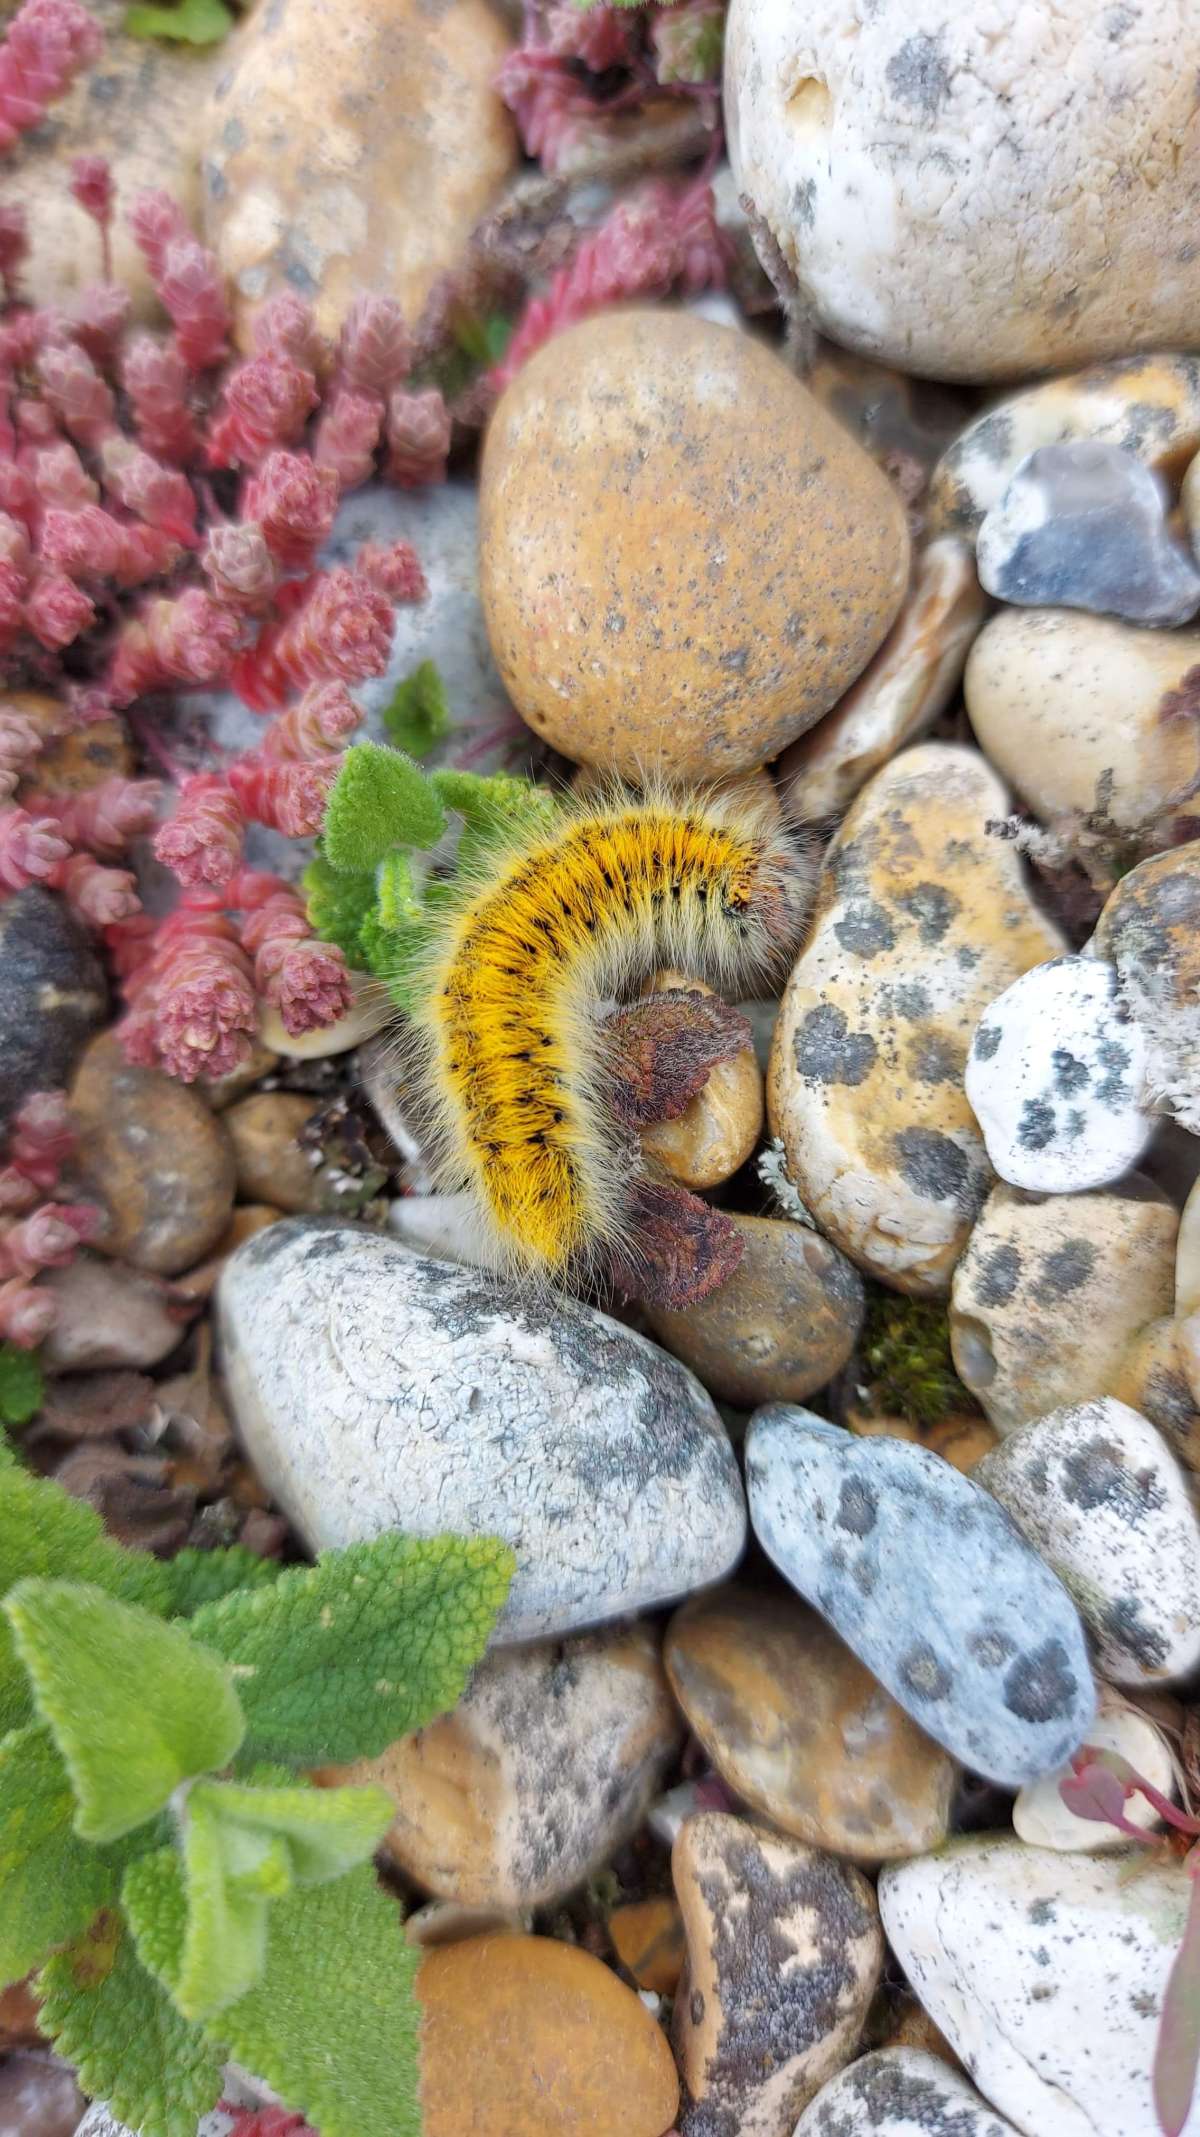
217, 1219, 747, 1643
0, 886, 107, 1127
794, 2046, 1020, 2135
745, 1406, 1095, 1786
977, 442, 1200, 626
976, 1398, 1200, 1687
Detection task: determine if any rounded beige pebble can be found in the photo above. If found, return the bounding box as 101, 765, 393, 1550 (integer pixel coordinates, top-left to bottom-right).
640, 971, 763, 1193
68, 1034, 236, 1278
480, 309, 911, 780
964, 608, 1200, 844
950, 1180, 1179, 1432
203, 0, 517, 352
726, 1, 1200, 381
224, 1092, 325, 1214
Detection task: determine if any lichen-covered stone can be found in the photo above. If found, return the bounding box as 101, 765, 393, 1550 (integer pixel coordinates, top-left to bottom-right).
794, 2048, 1020, 2137
880, 1839, 1200, 2136
726, 4, 1200, 382
964, 608, 1200, 844
647, 1213, 865, 1407
1092, 843, 1200, 1136
745, 1405, 1095, 1785
68, 1035, 236, 1277
665, 1585, 956, 1862
317, 1622, 681, 1908
480, 309, 910, 779
1110, 1316, 1200, 1476
217, 1220, 746, 1642
416, 1933, 680, 2137
778, 537, 986, 825
930, 355, 1200, 538
966, 956, 1154, 1194
0, 888, 107, 1128
767, 744, 1064, 1295
203, 0, 517, 351
672, 1812, 882, 2136
976, 1398, 1200, 1687
976, 442, 1200, 626
950, 1180, 1179, 1431
1013, 1686, 1174, 1852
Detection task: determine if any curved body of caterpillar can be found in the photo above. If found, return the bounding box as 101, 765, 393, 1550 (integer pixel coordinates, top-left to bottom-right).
409, 784, 813, 1283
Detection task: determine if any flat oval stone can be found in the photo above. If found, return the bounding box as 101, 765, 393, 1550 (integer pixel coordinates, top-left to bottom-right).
317, 1622, 681, 1908
977, 442, 1200, 626
745, 1405, 1095, 1785
880, 1838, 1199, 2136
672, 1813, 882, 2135
1092, 843, 1200, 1138
767, 744, 1064, 1295
976, 1399, 1200, 1686
480, 309, 910, 779
217, 1219, 747, 1643
966, 956, 1154, 1194
964, 608, 1200, 844
950, 1179, 1179, 1431
0, 888, 107, 1128
68, 1035, 236, 1277
646, 1212, 865, 1407
794, 2047, 1021, 2136
779, 536, 986, 825
416, 1933, 679, 2137
665, 1585, 957, 1861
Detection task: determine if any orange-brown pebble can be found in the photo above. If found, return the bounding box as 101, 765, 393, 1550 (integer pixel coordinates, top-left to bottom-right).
416, 1933, 680, 2137
10, 691, 133, 800
639, 972, 764, 1193
68, 1034, 236, 1278
481, 309, 911, 780
609, 1897, 686, 1996
224, 1092, 326, 1213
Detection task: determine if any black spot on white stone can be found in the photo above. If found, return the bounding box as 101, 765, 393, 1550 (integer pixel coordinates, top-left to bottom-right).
973, 1021, 1003, 1062
897, 881, 960, 945
1031, 1240, 1097, 1304
975, 1243, 1021, 1308
837, 1477, 878, 1536
1052, 1049, 1090, 1094
1003, 1639, 1078, 1723
885, 31, 952, 118
900, 1643, 954, 1702
834, 900, 896, 959
1016, 1098, 1057, 1151
894, 1127, 978, 1214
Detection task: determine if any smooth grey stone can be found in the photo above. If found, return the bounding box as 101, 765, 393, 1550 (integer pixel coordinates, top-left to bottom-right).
218, 1219, 747, 1643
977, 441, 1200, 626
744, 1405, 1096, 1785
0, 886, 107, 1127
794, 2047, 1020, 2135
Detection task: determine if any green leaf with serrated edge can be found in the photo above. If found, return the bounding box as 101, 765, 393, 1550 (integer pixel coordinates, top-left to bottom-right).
163, 1546, 288, 1617
431, 766, 559, 842
189, 1532, 514, 1764
124, 0, 232, 39
5, 1580, 244, 1842
129, 1843, 421, 2137
382, 660, 451, 760
0, 1723, 142, 1989
0, 1467, 170, 1735
304, 849, 377, 965
39, 1900, 224, 2137
0, 1344, 43, 1427
323, 743, 447, 872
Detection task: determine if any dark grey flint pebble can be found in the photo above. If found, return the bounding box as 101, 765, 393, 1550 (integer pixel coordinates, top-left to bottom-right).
217, 1219, 747, 1644
977, 441, 1200, 627
794, 2046, 1019, 2135
0, 886, 107, 1126
744, 1406, 1096, 1785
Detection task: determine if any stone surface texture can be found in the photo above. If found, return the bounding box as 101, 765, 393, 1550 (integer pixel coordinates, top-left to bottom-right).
976, 442, 1200, 626
0, 888, 107, 1128
1093, 843, 1200, 1137
794, 2047, 1020, 2136
68, 1036, 236, 1276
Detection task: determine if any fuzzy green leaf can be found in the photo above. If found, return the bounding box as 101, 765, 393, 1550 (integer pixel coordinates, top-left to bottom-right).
0, 1436, 16, 1470
189, 1531, 514, 1763
375, 849, 426, 933
432, 767, 559, 849
323, 743, 447, 871
197, 1775, 394, 1885
303, 849, 378, 965
124, 0, 232, 40
130, 1844, 421, 2137
0, 1723, 138, 1989
39, 1901, 224, 2137
382, 661, 451, 760
5, 1580, 245, 1842
164, 1547, 288, 1618
0, 1468, 171, 1735
0, 1344, 43, 1427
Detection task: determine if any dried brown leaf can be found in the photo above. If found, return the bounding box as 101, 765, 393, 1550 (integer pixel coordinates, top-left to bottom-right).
609, 1179, 744, 1310
30, 1370, 155, 1444
603, 989, 752, 1130
53, 1441, 195, 1554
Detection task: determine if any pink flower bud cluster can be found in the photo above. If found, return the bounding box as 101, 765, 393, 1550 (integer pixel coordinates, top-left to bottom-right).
0, 1089, 100, 1350
119, 893, 257, 1083
0, 0, 101, 155
234, 868, 352, 1036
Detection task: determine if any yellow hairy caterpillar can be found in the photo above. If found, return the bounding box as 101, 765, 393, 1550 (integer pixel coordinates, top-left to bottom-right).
406, 782, 813, 1285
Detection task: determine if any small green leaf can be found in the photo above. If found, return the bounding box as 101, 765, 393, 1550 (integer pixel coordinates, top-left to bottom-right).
431, 768, 559, 867
197, 1775, 394, 1884
5, 1580, 245, 1842
303, 849, 378, 965
382, 660, 451, 760
0, 1723, 136, 1989
124, 0, 233, 41
38, 1902, 224, 2137
0, 1468, 171, 1735
173, 1788, 275, 2019
163, 1547, 288, 1618
0, 1344, 43, 1428
323, 743, 447, 872
189, 1532, 514, 1764
375, 850, 426, 933
0, 1436, 17, 1470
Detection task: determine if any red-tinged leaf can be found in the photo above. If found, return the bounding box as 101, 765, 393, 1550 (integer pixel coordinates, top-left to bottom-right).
1154, 1864, 1200, 2136
603, 990, 752, 1131
1060, 1759, 1137, 1828
608, 1180, 744, 1310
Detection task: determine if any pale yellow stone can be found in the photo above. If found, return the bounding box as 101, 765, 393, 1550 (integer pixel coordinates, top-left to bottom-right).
1109, 1316, 1200, 1477
640, 971, 764, 1192
224, 1092, 324, 1213
257, 970, 392, 1058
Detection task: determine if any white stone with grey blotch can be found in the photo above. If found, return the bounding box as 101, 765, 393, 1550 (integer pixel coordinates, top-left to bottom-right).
975, 1397, 1200, 1687
977, 442, 1200, 627
216, 1218, 747, 1644
744, 1405, 1095, 1787
966, 955, 1154, 1194
880, 1838, 1200, 2137
794, 2046, 1020, 2135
